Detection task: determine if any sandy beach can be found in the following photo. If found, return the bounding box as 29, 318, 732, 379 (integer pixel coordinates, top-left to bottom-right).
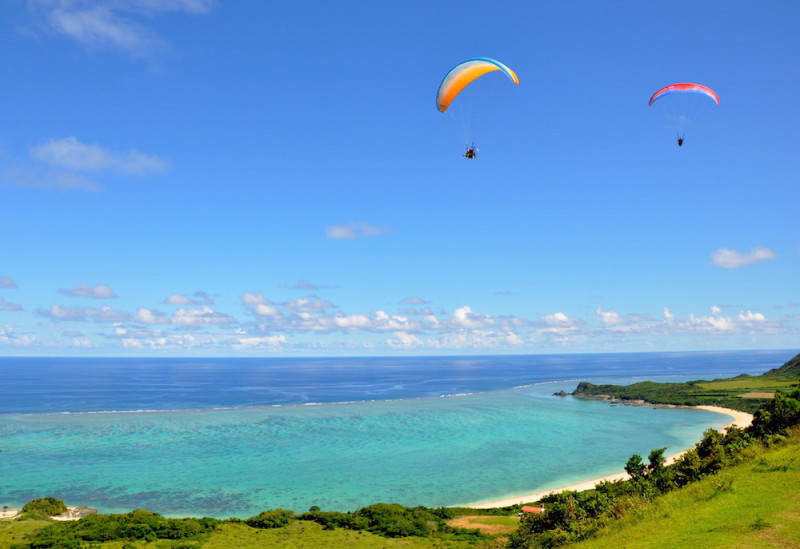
0, 506, 97, 521
468, 405, 753, 508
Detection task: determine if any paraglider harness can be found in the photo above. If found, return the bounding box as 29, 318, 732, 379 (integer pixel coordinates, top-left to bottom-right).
463, 144, 478, 159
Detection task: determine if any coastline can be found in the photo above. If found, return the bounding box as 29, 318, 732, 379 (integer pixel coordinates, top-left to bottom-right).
0, 407, 757, 518
0, 506, 96, 521
467, 405, 753, 509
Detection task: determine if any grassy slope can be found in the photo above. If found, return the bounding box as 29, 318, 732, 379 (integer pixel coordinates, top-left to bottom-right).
0, 518, 50, 548
573, 352, 800, 413
0, 517, 499, 548
201, 521, 498, 549
572, 435, 800, 549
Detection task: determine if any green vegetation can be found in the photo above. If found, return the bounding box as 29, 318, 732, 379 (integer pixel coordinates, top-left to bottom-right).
202, 520, 499, 549
19, 499, 67, 520
570, 432, 800, 548
0, 518, 50, 549
4, 503, 505, 548
3, 509, 220, 548
573, 352, 800, 413
507, 367, 800, 548
3, 353, 798, 549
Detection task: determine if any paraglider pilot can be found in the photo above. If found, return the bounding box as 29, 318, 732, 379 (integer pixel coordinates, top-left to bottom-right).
463, 145, 477, 159
677, 137, 684, 147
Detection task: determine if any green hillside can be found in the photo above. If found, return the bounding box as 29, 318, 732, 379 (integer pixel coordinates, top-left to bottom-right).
572, 352, 800, 413
571, 432, 800, 549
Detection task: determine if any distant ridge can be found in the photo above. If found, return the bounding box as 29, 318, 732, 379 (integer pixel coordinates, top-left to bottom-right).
765, 353, 800, 377
572, 352, 800, 413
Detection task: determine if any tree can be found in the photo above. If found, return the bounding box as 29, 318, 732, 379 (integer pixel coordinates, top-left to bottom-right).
624, 454, 645, 480
749, 388, 800, 438
21, 497, 68, 517
245, 509, 295, 529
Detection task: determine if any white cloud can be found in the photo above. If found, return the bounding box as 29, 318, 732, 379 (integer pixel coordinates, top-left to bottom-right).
332, 313, 372, 330
32, 137, 170, 175
326, 222, 394, 240
243, 292, 281, 317
386, 331, 423, 349
58, 283, 117, 298
5, 136, 170, 191
451, 306, 494, 329
0, 276, 17, 288
711, 247, 776, 269
542, 312, 571, 325
171, 306, 234, 327
39, 303, 131, 323
43, 304, 87, 321
164, 292, 214, 305
28, 0, 214, 59
596, 307, 623, 326
233, 335, 287, 349
401, 296, 430, 305
2, 163, 100, 191
0, 325, 35, 347
425, 329, 525, 350
282, 296, 335, 313
0, 297, 22, 311
134, 307, 168, 324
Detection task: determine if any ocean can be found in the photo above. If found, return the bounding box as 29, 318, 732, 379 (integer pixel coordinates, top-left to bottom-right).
0, 350, 794, 517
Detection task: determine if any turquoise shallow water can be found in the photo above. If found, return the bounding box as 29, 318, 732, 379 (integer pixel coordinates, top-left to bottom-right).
0, 380, 730, 517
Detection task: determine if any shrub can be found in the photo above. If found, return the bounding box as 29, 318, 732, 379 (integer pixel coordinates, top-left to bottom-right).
21, 498, 68, 517
245, 509, 295, 529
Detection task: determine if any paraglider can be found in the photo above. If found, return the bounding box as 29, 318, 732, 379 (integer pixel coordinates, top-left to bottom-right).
436, 57, 519, 157
649, 83, 719, 146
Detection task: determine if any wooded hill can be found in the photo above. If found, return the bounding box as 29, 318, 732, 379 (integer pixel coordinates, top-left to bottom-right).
572, 352, 800, 413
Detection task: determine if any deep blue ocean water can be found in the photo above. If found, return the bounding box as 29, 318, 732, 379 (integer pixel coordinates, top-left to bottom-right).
0, 350, 795, 517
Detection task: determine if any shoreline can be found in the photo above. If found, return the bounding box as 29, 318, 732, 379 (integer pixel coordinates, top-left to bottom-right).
0, 406, 757, 518
466, 405, 753, 509
0, 506, 97, 521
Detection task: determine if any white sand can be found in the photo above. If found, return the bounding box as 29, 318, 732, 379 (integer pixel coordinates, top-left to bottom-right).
467, 405, 753, 509
0, 506, 97, 521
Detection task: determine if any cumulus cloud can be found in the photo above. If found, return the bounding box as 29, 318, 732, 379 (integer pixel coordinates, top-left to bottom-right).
134, 307, 168, 324
2, 163, 100, 191
242, 290, 426, 335
450, 306, 494, 329
58, 283, 117, 299
164, 291, 214, 305
27, 0, 214, 59
711, 247, 776, 269
596, 307, 624, 326
386, 331, 424, 349
282, 296, 336, 313
5, 136, 170, 191
326, 222, 394, 240
32, 137, 170, 175
424, 328, 525, 350
39, 303, 131, 323
0, 297, 23, 311
171, 306, 234, 327
0, 325, 35, 347
535, 312, 585, 343
233, 335, 287, 350
0, 276, 17, 288
401, 296, 430, 305
243, 292, 282, 317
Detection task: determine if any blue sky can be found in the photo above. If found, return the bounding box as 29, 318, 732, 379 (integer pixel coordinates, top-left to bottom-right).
1, 0, 798, 357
